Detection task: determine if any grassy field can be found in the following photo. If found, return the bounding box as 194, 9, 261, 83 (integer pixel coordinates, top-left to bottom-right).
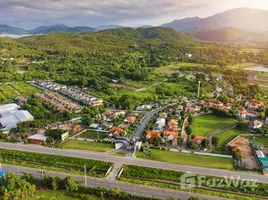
27, 190, 100, 200
191, 115, 236, 137
135, 149, 232, 169
227, 62, 256, 69
0, 85, 18, 99
79, 130, 108, 140
154, 62, 215, 74
11, 83, 40, 95
62, 140, 114, 152
215, 129, 245, 153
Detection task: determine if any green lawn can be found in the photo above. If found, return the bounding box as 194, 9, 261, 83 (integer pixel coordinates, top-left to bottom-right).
79, 130, 108, 140
215, 129, 245, 153
191, 115, 236, 137
62, 140, 114, 152
136, 149, 232, 169
11, 83, 40, 96
0, 85, 18, 99
27, 190, 100, 200
154, 62, 215, 74
253, 136, 268, 148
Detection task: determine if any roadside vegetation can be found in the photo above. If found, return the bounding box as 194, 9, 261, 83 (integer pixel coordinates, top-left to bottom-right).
0, 149, 112, 177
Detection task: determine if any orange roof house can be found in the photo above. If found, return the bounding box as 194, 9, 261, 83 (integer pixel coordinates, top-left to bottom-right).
191, 136, 206, 145
124, 116, 137, 124
109, 127, 123, 136
168, 119, 178, 127
145, 131, 160, 140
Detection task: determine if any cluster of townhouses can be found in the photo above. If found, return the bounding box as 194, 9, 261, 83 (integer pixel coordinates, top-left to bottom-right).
34, 81, 103, 106
35, 92, 80, 112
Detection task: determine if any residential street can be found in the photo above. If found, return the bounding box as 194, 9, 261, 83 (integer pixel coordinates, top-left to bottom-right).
1, 142, 268, 184
131, 107, 162, 141
2, 164, 231, 200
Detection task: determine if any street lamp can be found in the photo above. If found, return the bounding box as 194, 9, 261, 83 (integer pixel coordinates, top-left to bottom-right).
197, 81, 201, 98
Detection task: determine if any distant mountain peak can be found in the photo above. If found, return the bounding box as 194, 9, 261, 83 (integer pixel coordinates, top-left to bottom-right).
162, 7, 268, 33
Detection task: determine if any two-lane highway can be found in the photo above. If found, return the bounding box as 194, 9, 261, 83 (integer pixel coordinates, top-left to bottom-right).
1, 142, 268, 184
2, 164, 231, 200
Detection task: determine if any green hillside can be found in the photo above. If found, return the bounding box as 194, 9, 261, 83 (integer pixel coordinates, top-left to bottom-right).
190, 27, 268, 42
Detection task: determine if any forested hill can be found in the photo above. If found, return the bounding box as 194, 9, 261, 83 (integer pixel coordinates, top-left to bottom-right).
99, 27, 197, 42
15, 27, 196, 53
189, 27, 268, 42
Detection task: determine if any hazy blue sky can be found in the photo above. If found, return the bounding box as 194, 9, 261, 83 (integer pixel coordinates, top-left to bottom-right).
1, 0, 268, 28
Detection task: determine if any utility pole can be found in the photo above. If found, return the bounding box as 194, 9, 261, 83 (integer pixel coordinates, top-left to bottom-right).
197, 81, 201, 98
18, 167, 20, 178
84, 165, 87, 186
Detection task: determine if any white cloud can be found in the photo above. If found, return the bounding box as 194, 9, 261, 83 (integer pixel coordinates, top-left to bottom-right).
0, 0, 267, 28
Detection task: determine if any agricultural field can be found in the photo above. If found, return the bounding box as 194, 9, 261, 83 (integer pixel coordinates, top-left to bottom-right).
79, 130, 108, 140
27, 190, 101, 200
135, 149, 232, 169
11, 83, 40, 96
215, 129, 246, 154
62, 140, 114, 152
191, 114, 236, 137
0, 84, 18, 99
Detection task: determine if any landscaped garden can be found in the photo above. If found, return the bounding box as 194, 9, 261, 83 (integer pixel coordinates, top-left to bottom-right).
62, 140, 114, 152
135, 148, 232, 169
191, 114, 236, 137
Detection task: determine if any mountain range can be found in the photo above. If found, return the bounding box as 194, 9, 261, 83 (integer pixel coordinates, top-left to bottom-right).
189, 27, 268, 42
162, 7, 268, 33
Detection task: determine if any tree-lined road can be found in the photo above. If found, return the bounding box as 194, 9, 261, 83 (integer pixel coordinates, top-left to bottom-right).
2, 164, 230, 200
1, 142, 268, 184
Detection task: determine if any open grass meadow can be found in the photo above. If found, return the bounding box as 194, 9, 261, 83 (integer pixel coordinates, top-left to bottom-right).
11, 83, 41, 96
27, 190, 101, 200
135, 149, 232, 169
79, 130, 108, 140
215, 129, 246, 153
62, 140, 114, 152
154, 62, 215, 75
191, 114, 236, 137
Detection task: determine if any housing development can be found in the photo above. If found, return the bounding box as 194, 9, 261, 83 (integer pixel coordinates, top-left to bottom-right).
1, 2, 268, 200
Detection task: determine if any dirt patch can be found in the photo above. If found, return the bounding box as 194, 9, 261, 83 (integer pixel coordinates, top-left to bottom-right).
229, 136, 259, 170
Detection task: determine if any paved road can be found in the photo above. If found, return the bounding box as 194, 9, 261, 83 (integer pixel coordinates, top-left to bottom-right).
1, 142, 268, 184
131, 108, 162, 141
2, 164, 231, 200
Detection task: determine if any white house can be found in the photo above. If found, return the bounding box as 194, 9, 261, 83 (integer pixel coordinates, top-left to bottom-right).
252, 120, 263, 129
